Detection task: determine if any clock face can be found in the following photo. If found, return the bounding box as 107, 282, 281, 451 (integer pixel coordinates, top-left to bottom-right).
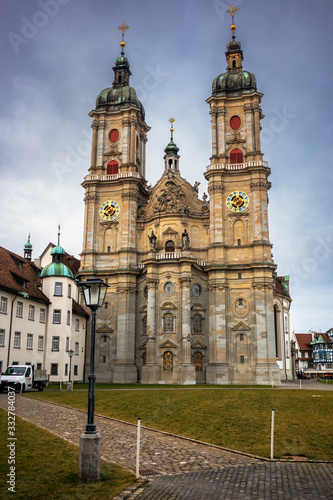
99, 200, 120, 221
226, 191, 249, 213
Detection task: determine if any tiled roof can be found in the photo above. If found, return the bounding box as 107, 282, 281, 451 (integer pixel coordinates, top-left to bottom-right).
0, 246, 50, 304
294, 333, 312, 351
72, 299, 90, 318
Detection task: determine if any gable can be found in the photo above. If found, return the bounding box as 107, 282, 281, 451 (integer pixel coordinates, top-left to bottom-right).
191, 340, 207, 349
96, 324, 114, 334
232, 321, 251, 332
159, 340, 177, 349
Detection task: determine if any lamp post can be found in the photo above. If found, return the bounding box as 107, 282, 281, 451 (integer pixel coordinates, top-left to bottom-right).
77, 276, 108, 481
68, 349, 74, 391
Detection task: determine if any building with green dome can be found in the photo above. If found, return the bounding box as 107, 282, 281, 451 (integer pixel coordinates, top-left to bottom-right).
0, 236, 89, 382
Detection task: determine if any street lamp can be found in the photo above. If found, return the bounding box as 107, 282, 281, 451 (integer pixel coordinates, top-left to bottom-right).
77, 276, 108, 481
68, 349, 74, 391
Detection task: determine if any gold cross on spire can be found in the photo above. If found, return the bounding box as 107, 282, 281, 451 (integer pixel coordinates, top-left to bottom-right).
226, 4, 239, 18
226, 4, 239, 37
117, 22, 130, 53
117, 22, 130, 36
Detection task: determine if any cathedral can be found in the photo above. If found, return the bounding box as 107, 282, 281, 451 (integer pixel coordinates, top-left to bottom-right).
78, 19, 292, 385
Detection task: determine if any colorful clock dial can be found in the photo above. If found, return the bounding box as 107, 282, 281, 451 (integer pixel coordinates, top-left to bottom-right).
226, 191, 249, 213
99, 200, 120, 221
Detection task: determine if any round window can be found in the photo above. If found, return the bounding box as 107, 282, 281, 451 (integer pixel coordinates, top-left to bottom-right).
163, 281, 175, 296
109, 129, 119, 142
234, 298, 248, 317
230, 116, 241, 130
192, 283, 203, 298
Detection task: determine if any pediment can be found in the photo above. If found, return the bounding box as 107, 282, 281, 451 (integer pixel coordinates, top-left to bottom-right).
139, 169, 209, 219
191, 304, 206, 312
161, 302, 177, 310
139, 340, 148, 350
191, 340, 207, 349
232, 321, 251, 332
159, 340, 177, 349
97, 324, 114, 334
163, 227, 178, 235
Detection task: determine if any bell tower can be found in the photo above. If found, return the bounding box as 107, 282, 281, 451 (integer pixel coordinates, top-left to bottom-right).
204, 6, 280, 385
79, 24, 150, 383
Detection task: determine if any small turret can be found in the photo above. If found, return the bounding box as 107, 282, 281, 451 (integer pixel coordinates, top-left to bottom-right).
24, 234, 32, 261
164, 118, 180, 173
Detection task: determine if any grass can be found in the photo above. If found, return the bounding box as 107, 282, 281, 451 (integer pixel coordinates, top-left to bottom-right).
26, 387, 333, 461
0, 409, 135, 499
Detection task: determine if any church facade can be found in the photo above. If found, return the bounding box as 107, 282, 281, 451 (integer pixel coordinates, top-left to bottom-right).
79, 26, 292, 385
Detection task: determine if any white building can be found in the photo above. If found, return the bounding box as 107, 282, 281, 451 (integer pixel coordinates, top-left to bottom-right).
0, 236, 89, 383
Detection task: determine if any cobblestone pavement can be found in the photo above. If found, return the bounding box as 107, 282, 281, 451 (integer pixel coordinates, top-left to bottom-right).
0, 394, 332, 499
0, 395, 260, 475
129, 463, 333, 500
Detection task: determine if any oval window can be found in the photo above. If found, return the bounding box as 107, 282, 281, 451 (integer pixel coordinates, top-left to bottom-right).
109, 129, 119, 142
230, 116, 241, 130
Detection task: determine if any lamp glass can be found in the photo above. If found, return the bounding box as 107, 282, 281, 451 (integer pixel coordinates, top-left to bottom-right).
79, 277, 108, 308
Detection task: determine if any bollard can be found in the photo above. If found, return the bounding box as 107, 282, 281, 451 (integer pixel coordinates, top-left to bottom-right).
271, 409, 275, 459
136, 418, 141, 479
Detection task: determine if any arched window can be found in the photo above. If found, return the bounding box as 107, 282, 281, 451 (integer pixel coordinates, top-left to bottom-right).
165, 240, 175, 253
142, 315, 147, 336
163, 351, 173, 371
193, 352, 203, 371
192, 314, 202, 334
230, 149, 243, 164
232, 59, 236, 68
163, 313, 174, 333
142, 352, 146, 366
107, 160, 119, 175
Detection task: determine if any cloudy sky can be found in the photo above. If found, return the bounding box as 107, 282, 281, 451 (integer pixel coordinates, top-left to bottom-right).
1, 0, 333, 332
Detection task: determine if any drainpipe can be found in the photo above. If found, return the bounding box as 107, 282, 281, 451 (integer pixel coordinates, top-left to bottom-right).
7, 294, 18, 367
283, 310, 287, 380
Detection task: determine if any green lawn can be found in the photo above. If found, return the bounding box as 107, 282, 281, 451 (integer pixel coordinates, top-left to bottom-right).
0, 410, 135, 499
26, 387, 333, 461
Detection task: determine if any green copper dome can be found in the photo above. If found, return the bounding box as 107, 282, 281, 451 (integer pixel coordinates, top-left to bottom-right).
95, 47, 145, 119
40, 262, 74, 279
212, 71, 257, 95
164, 139, 179, 156
113, 55, 130, 71
96, 86, 145, 119
24, 240, 32, 250
212, 38, 257, 96
40, 238, 74, 279
51, 245, 66, 256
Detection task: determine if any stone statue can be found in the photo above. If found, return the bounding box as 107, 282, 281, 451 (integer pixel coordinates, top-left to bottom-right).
203, 192, 208, 202
193, 181, 200, 193
148, 230, 157, 251
182, 228, 190, 250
